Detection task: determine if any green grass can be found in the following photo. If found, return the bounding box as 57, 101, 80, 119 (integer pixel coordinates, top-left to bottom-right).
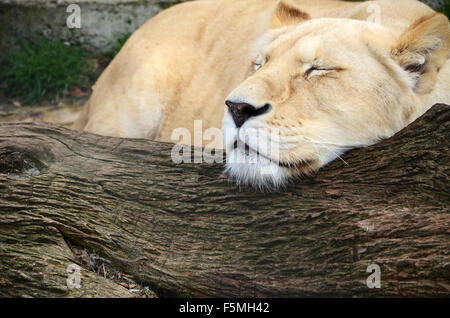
0, 37, 93, 105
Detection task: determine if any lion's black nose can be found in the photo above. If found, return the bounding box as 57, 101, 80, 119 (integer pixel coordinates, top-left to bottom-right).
225, 101, 272, 128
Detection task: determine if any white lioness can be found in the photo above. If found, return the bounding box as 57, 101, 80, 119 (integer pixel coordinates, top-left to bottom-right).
73, 0, 450, 189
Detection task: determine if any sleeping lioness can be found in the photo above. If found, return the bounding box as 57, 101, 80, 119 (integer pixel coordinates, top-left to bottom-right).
73, 0, 450, 189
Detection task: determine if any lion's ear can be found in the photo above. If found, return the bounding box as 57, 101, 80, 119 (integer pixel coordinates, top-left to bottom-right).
270, 0, 310, 29
391, 13, 449, 93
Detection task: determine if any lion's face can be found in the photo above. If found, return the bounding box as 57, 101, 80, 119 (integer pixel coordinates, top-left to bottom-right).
222, 16, 448, 189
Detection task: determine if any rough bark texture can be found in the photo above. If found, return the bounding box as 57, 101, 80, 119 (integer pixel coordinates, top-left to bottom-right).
0, 104, 449, 298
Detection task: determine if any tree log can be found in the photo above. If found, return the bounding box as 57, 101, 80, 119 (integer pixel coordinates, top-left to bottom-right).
0, 104, 449, 298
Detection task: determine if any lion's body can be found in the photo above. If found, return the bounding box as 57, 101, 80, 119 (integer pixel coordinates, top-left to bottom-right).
73, 0, 449, 188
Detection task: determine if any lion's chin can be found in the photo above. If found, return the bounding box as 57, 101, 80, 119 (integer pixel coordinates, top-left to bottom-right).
224, 147, 303, 190
224, 160, 289, 191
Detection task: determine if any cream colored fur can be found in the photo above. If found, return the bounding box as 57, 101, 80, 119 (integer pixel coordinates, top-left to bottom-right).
73, 0, 450, 189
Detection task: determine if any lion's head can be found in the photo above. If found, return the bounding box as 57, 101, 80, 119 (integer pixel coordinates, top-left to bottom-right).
222, 1, 449, 190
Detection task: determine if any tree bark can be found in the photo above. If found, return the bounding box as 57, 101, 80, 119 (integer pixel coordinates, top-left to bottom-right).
0, 104, 449, 298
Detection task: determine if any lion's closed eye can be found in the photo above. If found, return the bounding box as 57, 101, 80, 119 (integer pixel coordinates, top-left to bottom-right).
304, 65, 340, 78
